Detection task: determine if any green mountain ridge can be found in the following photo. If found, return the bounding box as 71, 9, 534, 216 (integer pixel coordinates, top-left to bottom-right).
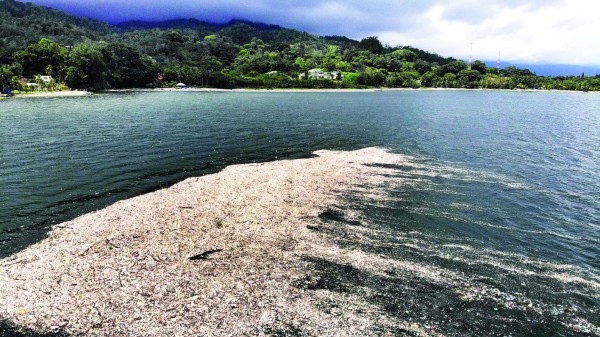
0, 0, 114, 63
1, 0, 598, 92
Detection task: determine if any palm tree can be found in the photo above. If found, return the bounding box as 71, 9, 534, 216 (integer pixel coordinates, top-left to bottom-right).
35, 74, 45, 91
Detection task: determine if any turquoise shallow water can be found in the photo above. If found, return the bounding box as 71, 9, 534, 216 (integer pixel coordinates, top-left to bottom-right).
0, 91, 599, 335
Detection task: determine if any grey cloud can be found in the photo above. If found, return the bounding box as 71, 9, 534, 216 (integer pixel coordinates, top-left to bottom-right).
27, 0, 432, 32
23, 0, 568, 33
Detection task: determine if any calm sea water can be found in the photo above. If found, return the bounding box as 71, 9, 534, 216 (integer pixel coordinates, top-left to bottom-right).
1, 91, 599, 335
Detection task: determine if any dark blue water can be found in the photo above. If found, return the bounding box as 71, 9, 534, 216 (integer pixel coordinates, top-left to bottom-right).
1, 91, 599, 335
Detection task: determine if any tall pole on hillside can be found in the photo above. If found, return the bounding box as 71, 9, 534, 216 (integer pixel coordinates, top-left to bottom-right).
469, 42, 473, 70
468, 42, 473, 70
497, 51, 501, 71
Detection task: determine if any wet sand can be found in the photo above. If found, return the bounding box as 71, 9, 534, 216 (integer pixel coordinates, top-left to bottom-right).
0, 148, 416, 336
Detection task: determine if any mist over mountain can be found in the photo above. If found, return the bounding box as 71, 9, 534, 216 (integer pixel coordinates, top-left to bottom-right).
475, 60, 599, 77
115, 19, 283, 32
504, 63, 600, 77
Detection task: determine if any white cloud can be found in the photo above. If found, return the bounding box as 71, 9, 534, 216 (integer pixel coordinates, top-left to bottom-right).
372, 0, 600, 65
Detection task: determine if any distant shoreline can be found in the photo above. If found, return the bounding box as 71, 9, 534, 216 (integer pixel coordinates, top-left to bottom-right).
102, 87, 599, 94
2, 88, 596, 100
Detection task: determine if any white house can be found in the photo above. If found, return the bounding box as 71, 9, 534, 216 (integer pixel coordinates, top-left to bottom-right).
23, 75, 52, 89
299, 69, 344, 80
308, 69, 325, 78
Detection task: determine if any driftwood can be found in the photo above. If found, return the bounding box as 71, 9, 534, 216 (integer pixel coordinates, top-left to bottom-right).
189, 249, 223, 261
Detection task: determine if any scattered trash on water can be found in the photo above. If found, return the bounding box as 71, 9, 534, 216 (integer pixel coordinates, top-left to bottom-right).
459, 286, 534, 311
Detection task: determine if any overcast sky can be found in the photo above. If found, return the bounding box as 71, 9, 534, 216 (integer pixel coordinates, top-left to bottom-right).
27, 0, 600, 65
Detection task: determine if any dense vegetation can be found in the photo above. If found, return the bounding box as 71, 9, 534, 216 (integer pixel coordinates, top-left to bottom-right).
1, 0, 599, 92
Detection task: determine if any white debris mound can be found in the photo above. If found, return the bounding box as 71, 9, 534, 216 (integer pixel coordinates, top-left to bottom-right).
0, 147, 413, 336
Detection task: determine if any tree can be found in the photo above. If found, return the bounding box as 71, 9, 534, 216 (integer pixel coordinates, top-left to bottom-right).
35, 74, 44, 90
420, 71, 439, 87
480, 74, 513, 89
471, 60, 487, 74
294, 57, 311, 73
64, 66, 86, 89
321, 45, 342, 71
46, 77, 56, 91
440, 60, 467, 75
101, 43, 156, 88
65, 43, 106, 89
414, 59, 432, 75
358, 36, 384, 54
358, 67, 386, 86
0, 66, 15, 92
440, 73, 458, 88
13, 38, 67, 76
390, 49, 418, 62
45, 64, 54, 77
501, 66, 538, 89
10, 76, 22, 92
386, 71, 420, 88
457, 69, 482, 88
202, 57, 224, 85
203, 35, 240, 65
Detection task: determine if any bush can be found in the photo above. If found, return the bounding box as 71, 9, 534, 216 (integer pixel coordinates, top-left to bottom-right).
386, 71, 420, 88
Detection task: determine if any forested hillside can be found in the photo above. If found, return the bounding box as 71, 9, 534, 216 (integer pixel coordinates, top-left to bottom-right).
0, 0, 114, 64
1, 0, 598, 92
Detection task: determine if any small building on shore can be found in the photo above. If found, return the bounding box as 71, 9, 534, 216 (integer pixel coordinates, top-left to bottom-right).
19, 76, 53, 90
26, 82, 40, 90
299, 69, 344, 80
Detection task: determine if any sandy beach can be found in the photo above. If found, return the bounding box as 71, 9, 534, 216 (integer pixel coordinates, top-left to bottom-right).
0, 147, 420, 336
8, 91, 94, 99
